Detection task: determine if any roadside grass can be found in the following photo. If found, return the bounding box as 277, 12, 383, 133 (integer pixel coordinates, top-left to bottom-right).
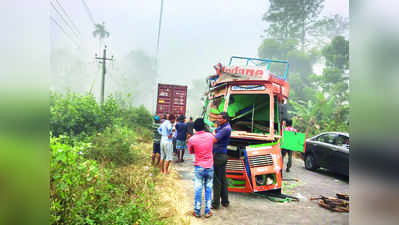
137, 143, 192, 225
50, 132, 192, 224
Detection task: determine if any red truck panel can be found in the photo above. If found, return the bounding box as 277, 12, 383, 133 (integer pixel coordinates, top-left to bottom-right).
156, 84, 187, 116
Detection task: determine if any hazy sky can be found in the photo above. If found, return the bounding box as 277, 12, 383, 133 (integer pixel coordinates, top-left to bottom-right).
50, 0, 349, 86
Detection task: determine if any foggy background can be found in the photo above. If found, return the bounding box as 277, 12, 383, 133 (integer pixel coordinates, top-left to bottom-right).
49, 0, 348, 116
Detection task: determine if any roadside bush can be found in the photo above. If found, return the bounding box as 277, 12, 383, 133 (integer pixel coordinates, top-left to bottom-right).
50, 91, 161, 224
86, 126, 138, 166
50, 91, 152, 139
50, 92, 102, 137
50, 137, 165, 225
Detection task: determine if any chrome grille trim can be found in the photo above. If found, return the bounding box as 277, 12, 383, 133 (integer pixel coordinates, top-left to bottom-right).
248, 154, 274, 167
226, 159, 245, 171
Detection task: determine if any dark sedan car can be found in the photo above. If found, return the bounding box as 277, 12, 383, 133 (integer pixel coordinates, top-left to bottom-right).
303, 132, 349, 176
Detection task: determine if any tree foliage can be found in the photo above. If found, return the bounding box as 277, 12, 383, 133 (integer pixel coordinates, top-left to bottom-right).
92, 22, 110, 39
322, 36, 349, 71
291, 36, 350, 135
309, 14, 349, 45
263, 0, 324, 50
261, 1, 349, 135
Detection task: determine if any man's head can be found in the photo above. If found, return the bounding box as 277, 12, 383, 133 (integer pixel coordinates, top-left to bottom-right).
287, 120, 293, 127
154, 115, 160, 123
193, 118, 205, 132
217, 112, 229, 125
189, 117, 193, 121
168, 114, 176, 123
177, 115, 185, 122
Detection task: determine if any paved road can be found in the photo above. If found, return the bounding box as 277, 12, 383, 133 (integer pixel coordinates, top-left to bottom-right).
173, 154, 349, 225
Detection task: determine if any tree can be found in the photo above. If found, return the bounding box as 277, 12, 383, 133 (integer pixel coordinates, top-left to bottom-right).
309, 14, 349, 46
263, 0, 324, 51
258, 38, 298, 59
93, 22, 110, 53
258, 38, 318, 88
322, 36, 349, 71
318, 36, 349, 105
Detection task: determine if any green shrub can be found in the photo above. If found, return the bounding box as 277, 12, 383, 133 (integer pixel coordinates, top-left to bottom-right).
50, 137, 164, 225
50, 92, 152, 139
121, 105, 153, 130
85, 126, 138, 166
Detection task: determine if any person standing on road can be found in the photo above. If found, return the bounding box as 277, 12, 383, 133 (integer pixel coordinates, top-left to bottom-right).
158, 114, 176, 174
281, 120, 297, 173
188, 118, 216, 218
186, 117, 194, 138
211, 112, 231, 209
151, 115, 162, 166
175, 115, 187, 162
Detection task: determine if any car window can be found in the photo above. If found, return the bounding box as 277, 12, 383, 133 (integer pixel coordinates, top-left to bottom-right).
336, 135, 350, 148
316, 133, 336, 145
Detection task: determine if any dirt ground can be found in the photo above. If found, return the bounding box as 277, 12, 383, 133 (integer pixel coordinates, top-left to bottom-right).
171, 153, 349, 225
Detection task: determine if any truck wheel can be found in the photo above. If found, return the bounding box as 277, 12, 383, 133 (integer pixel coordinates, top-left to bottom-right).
304, 153, 318, 171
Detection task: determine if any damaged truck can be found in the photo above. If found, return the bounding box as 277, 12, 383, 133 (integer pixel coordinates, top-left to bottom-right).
202, 56, 293, 194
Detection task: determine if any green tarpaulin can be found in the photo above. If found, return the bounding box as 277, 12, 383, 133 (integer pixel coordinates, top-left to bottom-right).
280, 130, 306, 152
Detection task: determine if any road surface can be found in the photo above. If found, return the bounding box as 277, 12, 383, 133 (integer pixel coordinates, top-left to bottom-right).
172, 154, 349, 225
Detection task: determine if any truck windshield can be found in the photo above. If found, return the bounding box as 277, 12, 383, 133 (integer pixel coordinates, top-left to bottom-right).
227, 94, 277, 134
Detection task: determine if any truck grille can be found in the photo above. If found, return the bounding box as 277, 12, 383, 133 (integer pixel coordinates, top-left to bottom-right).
226, 159, 245, 171
248, 154, 274, 168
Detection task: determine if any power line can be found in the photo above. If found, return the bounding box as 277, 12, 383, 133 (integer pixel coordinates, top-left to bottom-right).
50, 16, 79, 48
156, 0, 164, 63
54, 0, 81, 36
50, 1, 80, 40
81, 0, 96, 25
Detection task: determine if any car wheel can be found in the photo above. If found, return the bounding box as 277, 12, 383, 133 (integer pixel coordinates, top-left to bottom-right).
304, 153, 318, 170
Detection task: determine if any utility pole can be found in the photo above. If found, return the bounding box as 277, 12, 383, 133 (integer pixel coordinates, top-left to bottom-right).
152, 0, 165, 114
95, 45, 113, 104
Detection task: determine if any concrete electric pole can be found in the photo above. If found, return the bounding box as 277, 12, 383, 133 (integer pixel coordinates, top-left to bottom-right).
95, 45, 113, 104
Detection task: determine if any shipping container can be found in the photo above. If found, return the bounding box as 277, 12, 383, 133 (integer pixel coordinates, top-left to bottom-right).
156, 83, 187, 116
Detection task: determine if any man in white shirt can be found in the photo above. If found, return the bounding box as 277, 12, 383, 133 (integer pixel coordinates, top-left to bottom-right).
158, 114, 176, 174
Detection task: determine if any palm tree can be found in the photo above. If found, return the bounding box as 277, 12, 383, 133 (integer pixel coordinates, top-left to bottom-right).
92, 22, 110, 54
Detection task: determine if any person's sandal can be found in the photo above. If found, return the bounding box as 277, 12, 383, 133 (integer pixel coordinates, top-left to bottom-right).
192, 211, 201, 218
204, 211, 213, 218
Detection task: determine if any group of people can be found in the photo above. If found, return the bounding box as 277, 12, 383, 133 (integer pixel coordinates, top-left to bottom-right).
152, 112, 297, 218
151, 114, 194, 174
152, 112, 232, 218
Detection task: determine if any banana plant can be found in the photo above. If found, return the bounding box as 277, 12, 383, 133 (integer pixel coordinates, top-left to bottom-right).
289, 91, 336, 136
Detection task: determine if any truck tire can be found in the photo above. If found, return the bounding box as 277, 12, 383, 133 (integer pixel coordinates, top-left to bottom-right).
304, 153, 319, 171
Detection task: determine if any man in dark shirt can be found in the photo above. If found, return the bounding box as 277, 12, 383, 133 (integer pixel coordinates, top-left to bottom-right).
186, 117, 194, 138
175, 115, 187, 162
211, 112, 231, 209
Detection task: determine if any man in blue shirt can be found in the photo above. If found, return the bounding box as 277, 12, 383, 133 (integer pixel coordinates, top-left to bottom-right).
211, 112, 231, 209
158, 114, 176, 174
